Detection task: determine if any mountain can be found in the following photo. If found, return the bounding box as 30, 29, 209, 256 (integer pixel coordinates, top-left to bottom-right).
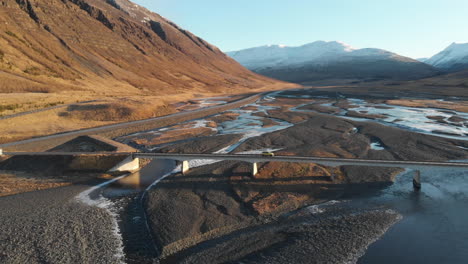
227, 41, 438, 83
425, 43, 468, 72
0, 0, 278, 95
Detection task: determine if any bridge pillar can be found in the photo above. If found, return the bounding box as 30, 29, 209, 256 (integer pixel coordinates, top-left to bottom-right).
109, 156, 140, 172
413, 170, 421, 190
0, 149, 3, 156
252, 162, 258, 176
182, 160, 190, 175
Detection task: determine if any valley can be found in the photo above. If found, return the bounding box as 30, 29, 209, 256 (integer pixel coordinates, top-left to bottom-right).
1, 85, 467, 264
64, 89, 468, 263
1, 0, 468, 264
142, 90, 467, 263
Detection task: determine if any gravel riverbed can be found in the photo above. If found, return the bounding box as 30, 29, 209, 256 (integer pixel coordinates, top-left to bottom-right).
0, 184, 122, 264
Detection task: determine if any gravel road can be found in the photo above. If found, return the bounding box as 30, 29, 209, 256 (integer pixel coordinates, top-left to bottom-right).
0, 93, 264, 152
0, 184, 122, 264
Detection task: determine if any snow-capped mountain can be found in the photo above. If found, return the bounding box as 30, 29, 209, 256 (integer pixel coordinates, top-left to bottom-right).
227, 41, 358, 69
425, 43, 468, 71
227, 41, 438, 83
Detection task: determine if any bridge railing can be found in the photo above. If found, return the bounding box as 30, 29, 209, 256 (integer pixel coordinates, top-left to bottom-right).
2, 150, 468, 189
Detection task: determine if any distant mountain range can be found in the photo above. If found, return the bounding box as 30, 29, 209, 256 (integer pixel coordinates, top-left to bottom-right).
423, 43, 468, 72
227, 41, 438, 83
0, 0, 276, 95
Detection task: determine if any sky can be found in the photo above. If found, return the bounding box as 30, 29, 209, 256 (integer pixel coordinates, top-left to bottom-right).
132, 0, 468, 59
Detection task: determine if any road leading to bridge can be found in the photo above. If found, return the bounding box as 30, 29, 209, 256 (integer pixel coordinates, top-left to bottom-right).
0, 92, 265, 152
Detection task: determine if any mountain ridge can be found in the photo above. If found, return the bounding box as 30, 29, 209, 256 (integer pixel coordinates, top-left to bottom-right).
227, 41, 438, 83
425, 42, 468, 72
0, 0, 280, 95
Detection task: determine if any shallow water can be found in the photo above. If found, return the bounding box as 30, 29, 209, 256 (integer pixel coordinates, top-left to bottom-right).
302, 167, 468, 263
283, 93, 468, 140
111, 92, 468, 262
337, 168, 468, 263
275, 91, 468, 262
132, 100, 293, 153
216, 102, 293, 151
103, 159, 176, 197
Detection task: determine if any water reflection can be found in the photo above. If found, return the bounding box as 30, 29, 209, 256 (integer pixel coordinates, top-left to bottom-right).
356, 168, 468, 263
103, 159, 176, 198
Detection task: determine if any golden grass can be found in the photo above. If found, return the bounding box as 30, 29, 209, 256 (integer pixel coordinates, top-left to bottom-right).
62, 101, 175, 122
0, 92, 94, 116
0, 82, 300, 144
0, 171, 70, 197
0, 107, 113, 143
386, 99, 468, 113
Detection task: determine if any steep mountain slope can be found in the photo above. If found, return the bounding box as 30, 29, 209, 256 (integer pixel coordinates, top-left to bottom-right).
0, 0, 278, 95
425, 43, 468, 72
228, 41, 438, 83
411, 69, 468, 88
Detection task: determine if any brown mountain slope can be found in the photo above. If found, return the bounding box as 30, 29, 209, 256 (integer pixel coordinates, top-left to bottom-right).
0, 0, 280, 95
0, 0, 295, 143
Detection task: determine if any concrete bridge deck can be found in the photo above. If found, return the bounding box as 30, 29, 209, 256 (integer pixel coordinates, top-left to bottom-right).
2, 151, 467, 189
130, 153, 468, 171
3, 151, 468, 170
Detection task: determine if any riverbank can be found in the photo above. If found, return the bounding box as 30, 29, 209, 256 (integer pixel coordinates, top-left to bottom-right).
0, 184, 122, 263
138, 90, 467, 262
0, 170, 115, 197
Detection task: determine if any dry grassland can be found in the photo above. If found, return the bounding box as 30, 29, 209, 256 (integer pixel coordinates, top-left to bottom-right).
0, 82, 299, 144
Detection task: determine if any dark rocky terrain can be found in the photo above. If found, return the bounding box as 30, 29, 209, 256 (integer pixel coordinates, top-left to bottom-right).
142, 97, 468, 262
0, 184, 122, 263
162, 208, 402, 264
157, 134, 243, 154
145, 161, 404, 263
239, 111, 467, 162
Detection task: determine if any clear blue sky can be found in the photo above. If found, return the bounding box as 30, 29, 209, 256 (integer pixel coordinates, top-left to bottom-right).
132, 0, 468, 58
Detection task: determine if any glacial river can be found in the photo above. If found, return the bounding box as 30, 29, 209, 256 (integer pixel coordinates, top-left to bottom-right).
108, 91, 468, 262
356, 167, 468, 263
278, 92, 468, 263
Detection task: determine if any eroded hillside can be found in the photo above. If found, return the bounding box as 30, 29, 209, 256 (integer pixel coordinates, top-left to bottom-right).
0, 0, 280, 94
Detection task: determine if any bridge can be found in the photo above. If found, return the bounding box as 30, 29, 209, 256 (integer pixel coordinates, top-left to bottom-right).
2, 150, 468, 189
